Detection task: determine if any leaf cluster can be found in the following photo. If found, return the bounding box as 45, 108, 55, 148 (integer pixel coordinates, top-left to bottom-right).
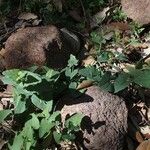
0, 55, 84, 149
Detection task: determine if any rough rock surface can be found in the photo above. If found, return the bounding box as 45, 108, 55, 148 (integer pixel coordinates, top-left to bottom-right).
59, 86, 128, 150
121, 0, 150, 25
1, 26, 79, 70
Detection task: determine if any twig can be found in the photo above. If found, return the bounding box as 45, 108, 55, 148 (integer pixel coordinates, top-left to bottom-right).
0, 92, 12, 98
139, 109, 150, 126
0, 123, 16, 134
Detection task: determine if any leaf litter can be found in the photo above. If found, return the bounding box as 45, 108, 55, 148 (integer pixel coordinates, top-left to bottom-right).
1, 0, 150, 150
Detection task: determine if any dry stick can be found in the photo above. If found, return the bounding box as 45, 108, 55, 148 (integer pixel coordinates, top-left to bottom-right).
0, 123, 16, 134
139, 109, 150, 126
0, 92, 12, 98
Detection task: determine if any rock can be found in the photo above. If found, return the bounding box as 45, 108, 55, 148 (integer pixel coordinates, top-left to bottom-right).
1, 26, 80, 70
60, 28, 80, 55
58, 86, 128, 150
121, 0, 150, 25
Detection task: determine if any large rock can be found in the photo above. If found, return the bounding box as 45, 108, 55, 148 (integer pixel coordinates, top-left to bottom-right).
121, 0, 150, 25
1, 26, 80, 70
59, 86, 128, 150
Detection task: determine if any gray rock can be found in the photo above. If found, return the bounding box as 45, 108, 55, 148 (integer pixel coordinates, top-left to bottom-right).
1, 26, 80, 70
59, 86, 128, 150
121, 0, 150, 25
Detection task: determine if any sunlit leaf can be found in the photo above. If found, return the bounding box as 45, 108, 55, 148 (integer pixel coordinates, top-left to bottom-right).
53, 131, 62, 144
0, 110, 12, 123
68, 54, 78, 67
114, 73, 131, 93
65, 113, 83, 129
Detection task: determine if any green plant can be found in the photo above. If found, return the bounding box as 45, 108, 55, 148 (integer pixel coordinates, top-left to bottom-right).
0, 55, 84, 149
112, 7, 127, 21
130, 22, 144, 38
88, 30, 150, 93
90, 31, 106, 52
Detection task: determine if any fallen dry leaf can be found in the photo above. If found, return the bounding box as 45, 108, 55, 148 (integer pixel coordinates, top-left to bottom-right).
136, 131, 144, 143
136, 140, 150, 150
77, 80, 94, 90
82, 56, 96, 67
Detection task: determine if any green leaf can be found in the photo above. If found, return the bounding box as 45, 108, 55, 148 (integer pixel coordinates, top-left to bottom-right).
70, 69, 78, 79
39, 118, 55, 138
42, 101, 53, 118
49, 111, 61, 122
2, 69, 20, 85
39, 112, 61, 138
30, 114, 40, 129
65, 68, 78, 79
14, 85, 34, 97
69, 82, 77, 89
91, 32, 106, 45
65, 68, 72, 77
22, 126, 35, 150
8, 134, 24, 150
65, 113, 83, 129
31, 94, 47, 110
62, 133, 76, 141
14, 95, 26, 114
45, 69, 60, 81
116, 53, 128, 61
130, 69, 150, 88
23, 125, 34, 140
0, 110, 11, 123
114, 73, 131, 93
79, 66, 101, 81
97, 52, 110, 63
68, 54, 78, 67
98, 72, 114, 92
20, 71, 42, 87
53, 131, 62, 144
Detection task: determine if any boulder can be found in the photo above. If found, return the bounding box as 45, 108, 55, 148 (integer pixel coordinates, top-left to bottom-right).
1, 26, 80, 70
59, 86, 128, 150
121, 0, 150, 25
